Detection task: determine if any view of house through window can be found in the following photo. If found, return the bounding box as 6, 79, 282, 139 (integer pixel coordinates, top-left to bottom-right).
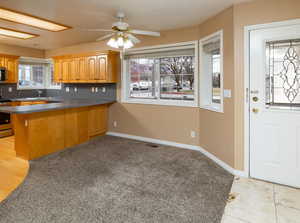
18, 59, 60, 89
18, 64, 44, 88
160, 56, 194, 100
129, 58, 155, 98
212, 52, 221, 103
125, 44, 196, 105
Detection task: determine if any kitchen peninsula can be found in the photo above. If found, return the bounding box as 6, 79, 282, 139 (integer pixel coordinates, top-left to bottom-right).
0, 98, 115, 160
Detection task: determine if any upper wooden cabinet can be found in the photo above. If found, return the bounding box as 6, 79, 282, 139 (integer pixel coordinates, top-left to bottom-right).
52, 51, 119, 83
0, 54, 19, 83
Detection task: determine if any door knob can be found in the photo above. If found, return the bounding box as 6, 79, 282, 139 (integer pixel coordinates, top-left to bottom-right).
252, 96, 259, 102
252, 108, 259, 113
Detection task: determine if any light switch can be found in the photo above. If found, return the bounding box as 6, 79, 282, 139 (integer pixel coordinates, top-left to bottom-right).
95, 87, 98, 93
74, 87, 77, 92
65, 87, 70, 92
190, 131, 196, 138
8, 87, 12, 92
102, 87, 106, 93
224, 89, 231, 98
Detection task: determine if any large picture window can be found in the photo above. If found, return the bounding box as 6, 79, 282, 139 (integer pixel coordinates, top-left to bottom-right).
18, 58, 60, 89
199, 30, 223, 112
122, 42, 198, 107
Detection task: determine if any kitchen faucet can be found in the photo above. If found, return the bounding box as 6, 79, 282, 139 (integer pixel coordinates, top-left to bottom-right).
36, 90, 43, 98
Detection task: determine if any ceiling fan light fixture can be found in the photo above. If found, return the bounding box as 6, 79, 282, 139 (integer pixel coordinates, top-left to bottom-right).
124, 38, 133, 49
107, 37, 118, 48
117, 36, 124, 47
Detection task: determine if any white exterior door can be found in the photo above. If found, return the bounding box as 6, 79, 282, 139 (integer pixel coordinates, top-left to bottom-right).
250, 22, 300, 188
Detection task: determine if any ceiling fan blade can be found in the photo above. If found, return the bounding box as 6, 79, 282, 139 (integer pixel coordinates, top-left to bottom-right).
127, 34, 140, 44
96, 33, 114, 41
76, 28, 113, 32
129, 29, 160, 37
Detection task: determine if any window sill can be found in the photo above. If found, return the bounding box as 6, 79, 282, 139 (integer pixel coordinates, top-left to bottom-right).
200, 104, 224, 113
121, 98, 198, 108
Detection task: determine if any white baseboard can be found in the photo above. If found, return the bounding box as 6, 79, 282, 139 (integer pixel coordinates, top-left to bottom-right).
106, 131, 248, 177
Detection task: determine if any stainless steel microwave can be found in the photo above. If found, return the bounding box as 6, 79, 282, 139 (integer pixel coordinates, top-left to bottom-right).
0, 67, 7, 82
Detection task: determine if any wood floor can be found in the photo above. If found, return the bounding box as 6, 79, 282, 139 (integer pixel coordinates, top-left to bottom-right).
0, 136, 29, 202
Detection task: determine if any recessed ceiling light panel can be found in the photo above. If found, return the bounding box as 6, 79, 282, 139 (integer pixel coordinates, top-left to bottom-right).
0, 7, 71, 32
0, 27, 38, 39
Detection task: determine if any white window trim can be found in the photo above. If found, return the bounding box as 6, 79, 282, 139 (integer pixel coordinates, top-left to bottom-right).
199, 30, 224, 113
17, 57, 61, 90
121, 41, 199, 107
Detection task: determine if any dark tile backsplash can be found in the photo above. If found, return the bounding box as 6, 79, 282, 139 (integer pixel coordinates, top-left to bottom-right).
0, 83, 116, 101
0, 84, 47, 99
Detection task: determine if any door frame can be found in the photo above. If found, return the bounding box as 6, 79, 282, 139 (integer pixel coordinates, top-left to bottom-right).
244, 18, 300, 178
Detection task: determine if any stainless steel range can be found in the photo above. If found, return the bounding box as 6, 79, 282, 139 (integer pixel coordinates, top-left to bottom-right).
0, 99, 13, 138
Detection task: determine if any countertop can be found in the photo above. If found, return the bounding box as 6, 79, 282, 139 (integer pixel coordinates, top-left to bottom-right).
0, 97, 116, 114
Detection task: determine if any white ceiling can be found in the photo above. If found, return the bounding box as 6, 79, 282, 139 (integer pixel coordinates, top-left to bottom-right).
0, 0, 249, 50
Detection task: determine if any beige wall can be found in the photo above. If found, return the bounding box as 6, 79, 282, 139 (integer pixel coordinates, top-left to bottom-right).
0, 43, 44, 58
107, 24, 202, 146
233, 0, 300, 170
197, 7, 235, 167
108, 8, 235, 166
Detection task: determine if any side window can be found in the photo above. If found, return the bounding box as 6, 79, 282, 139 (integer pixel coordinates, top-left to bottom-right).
199, 31, 223, 112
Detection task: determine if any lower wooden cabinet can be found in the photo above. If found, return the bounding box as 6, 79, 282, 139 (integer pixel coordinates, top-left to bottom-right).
88, 105, 107, 137
64, 107, 89, 148
14, 105, 108, 160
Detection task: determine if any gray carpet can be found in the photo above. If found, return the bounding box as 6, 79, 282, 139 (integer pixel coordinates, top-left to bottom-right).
0, 136, 233, 223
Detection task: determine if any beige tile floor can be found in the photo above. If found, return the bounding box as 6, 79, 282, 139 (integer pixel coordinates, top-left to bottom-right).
221, 177, 300, 223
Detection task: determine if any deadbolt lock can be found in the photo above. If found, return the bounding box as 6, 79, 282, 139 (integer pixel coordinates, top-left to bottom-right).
252, 108, 259, 114
252, 96, 259, 102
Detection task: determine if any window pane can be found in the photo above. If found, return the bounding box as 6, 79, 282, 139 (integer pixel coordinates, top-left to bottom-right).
266, 39, 300, 108
129, 58, 156, 99
159, 56, 195, 101
48, 64, 60, 88
212, 53, 221, 104
18, 64, 44, 88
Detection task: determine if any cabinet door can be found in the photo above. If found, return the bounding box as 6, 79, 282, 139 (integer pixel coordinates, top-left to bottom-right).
54, 60, 63, 82
78, 57, 86, 81
96, 55, 107, 81
62, 59, 70, 82
5, 57, 18, 83
0, 56, 5, 67
28, 110, 65, 159
65, 108, 89, 147
88, 105, 107, 137
69, 58, 78, 82
86, 56, 97, 82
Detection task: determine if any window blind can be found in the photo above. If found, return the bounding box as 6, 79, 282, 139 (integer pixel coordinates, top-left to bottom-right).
124, 45, 195, 59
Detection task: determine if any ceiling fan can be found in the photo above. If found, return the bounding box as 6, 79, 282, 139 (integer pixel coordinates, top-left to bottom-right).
84, 11, 160, 49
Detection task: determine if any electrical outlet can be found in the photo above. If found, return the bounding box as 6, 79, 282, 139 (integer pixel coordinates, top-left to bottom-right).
65, 87, 70, 92
102, 87, 106, 93
74, 87, 77, 92
8, 87, 12, 92
95, 87, 98, 93
113, 121, 117, 128
190, 131, 196, 138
